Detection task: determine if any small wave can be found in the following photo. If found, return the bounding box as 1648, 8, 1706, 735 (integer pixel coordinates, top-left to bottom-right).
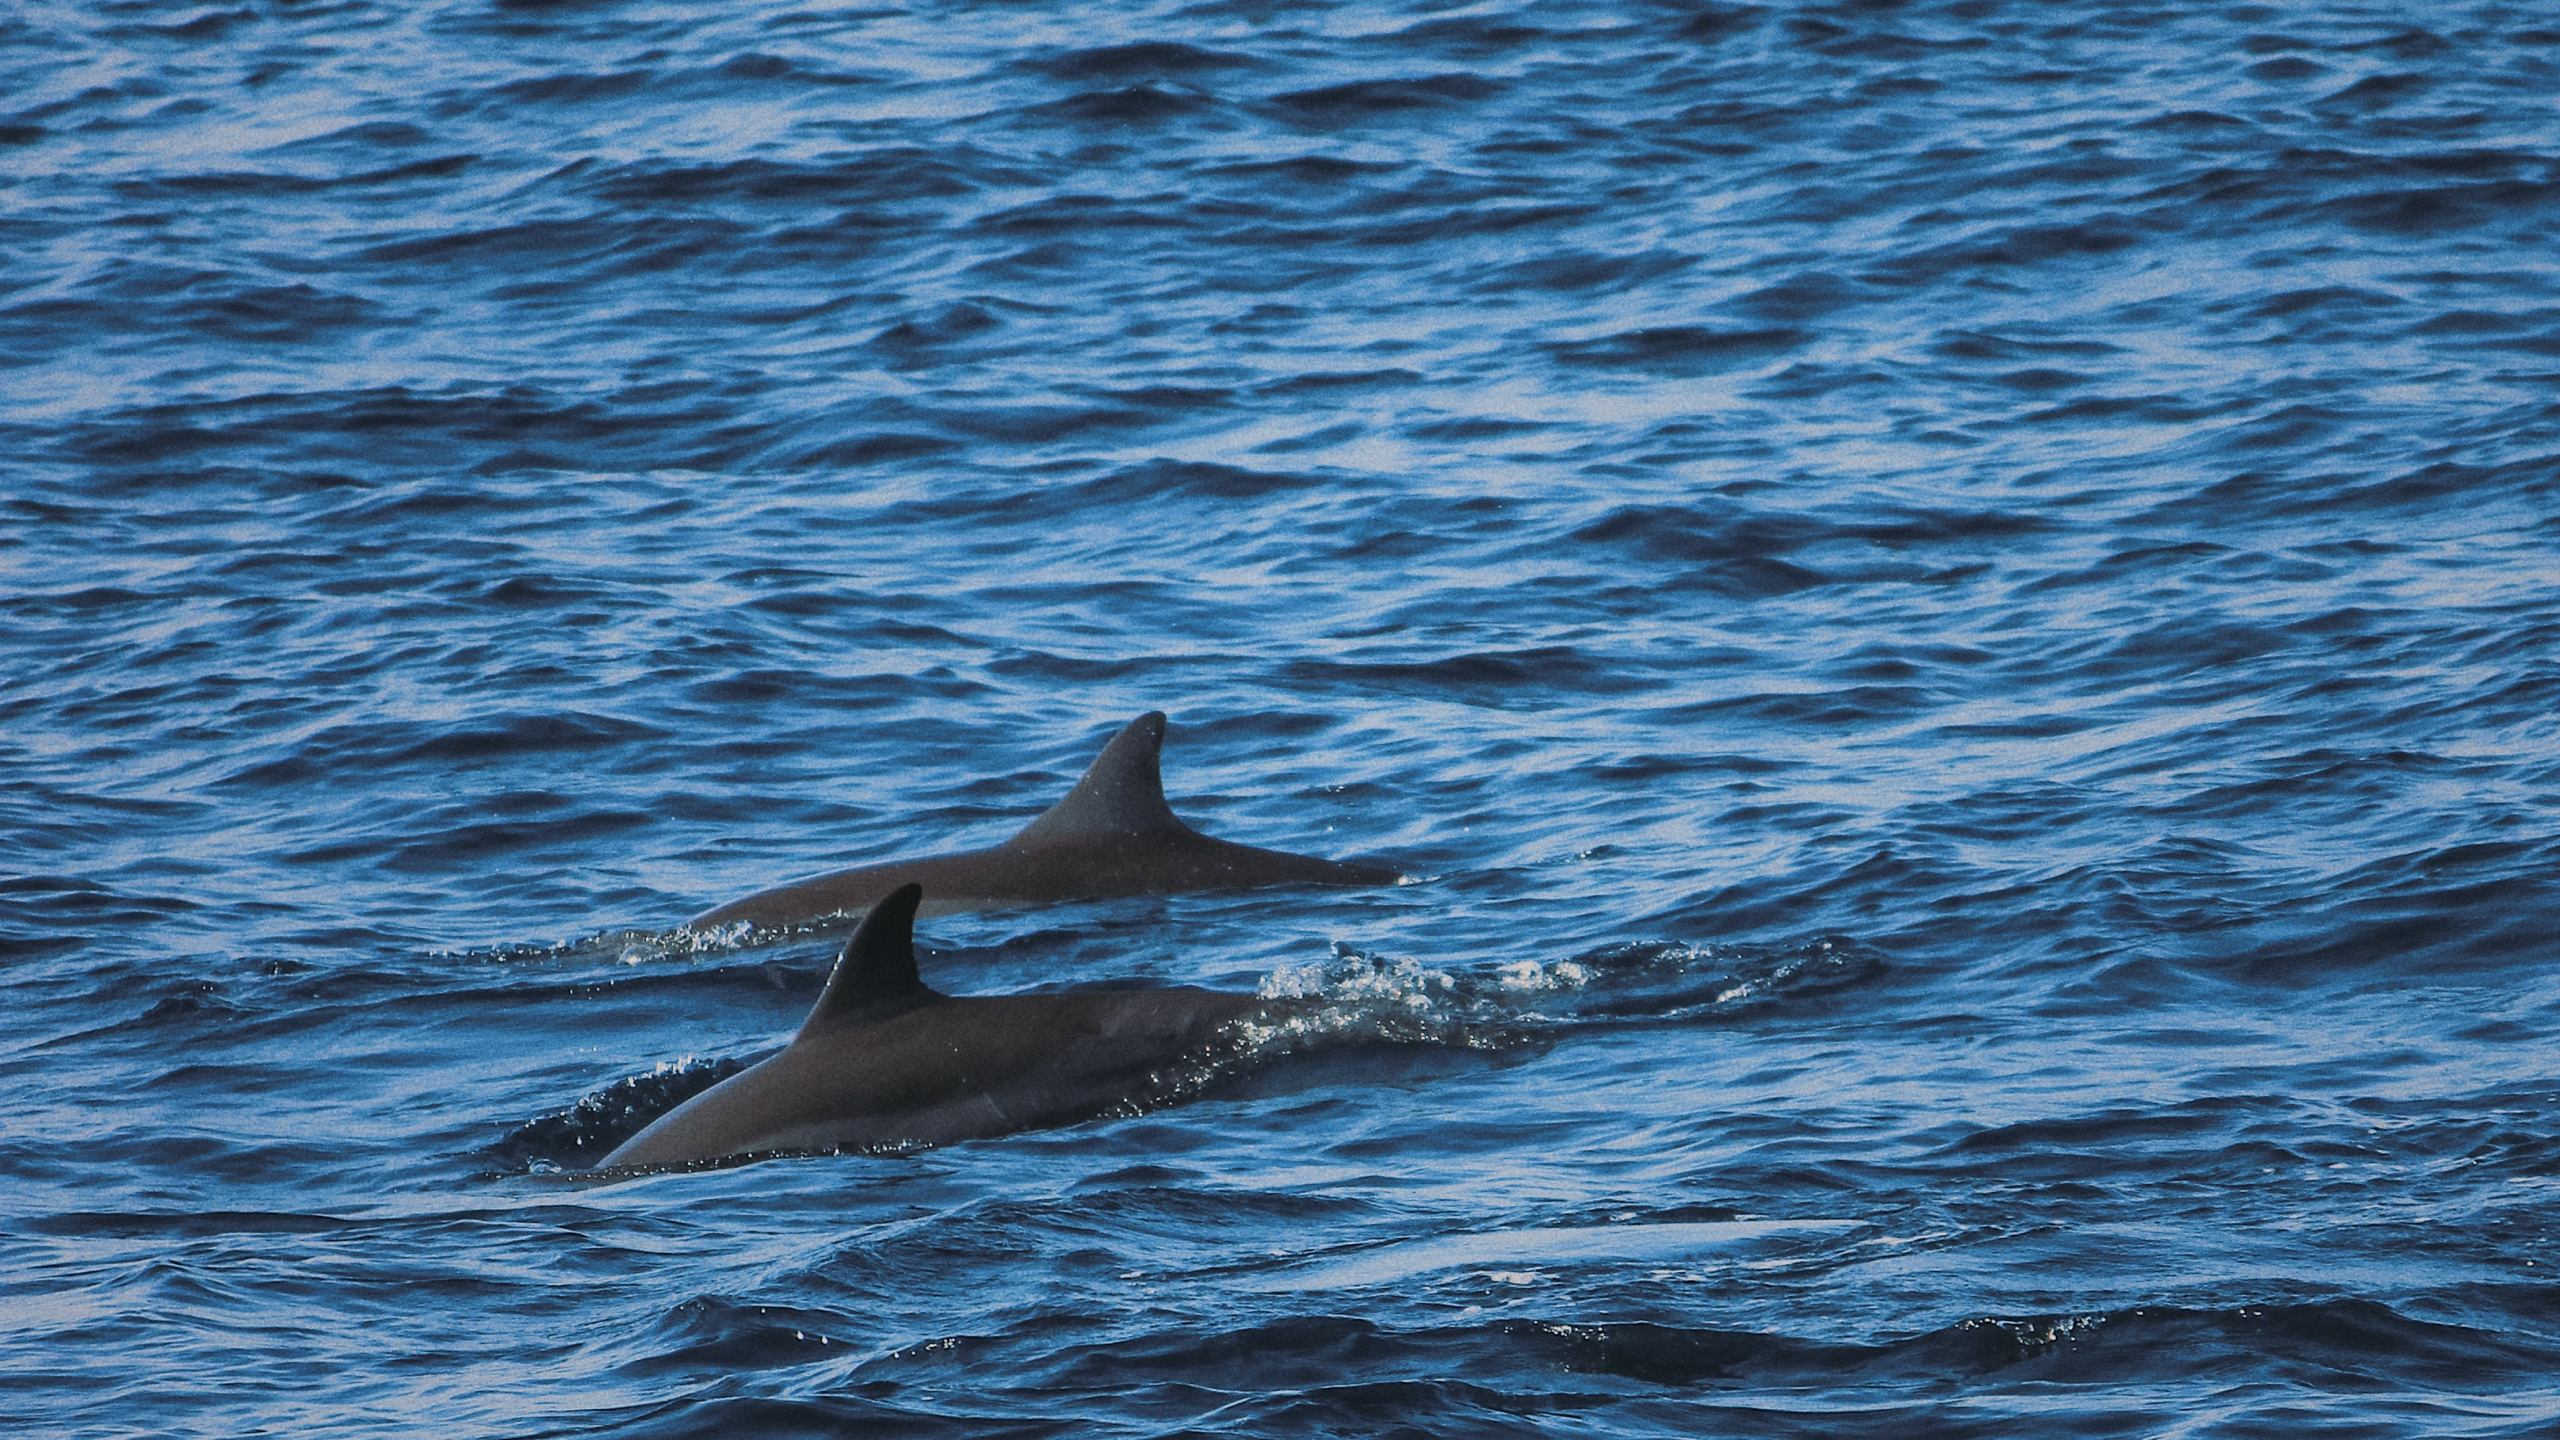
480, 1054, 753, 1173
1253, 1219, 1863, 1291
429, 921, 787, 968
1522, 1297, 2560, 1390
1249, 933, 1877, 1044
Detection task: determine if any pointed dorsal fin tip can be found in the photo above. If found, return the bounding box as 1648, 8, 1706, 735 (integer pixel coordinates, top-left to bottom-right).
1008, 711, 1188, 845
801, 883, 931, 1035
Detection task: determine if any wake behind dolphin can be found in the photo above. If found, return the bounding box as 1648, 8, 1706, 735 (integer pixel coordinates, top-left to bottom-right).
605, 884, 1271, 1169
687, 712, 1403, 932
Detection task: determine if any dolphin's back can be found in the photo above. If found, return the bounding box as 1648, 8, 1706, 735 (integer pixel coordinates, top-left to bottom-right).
762, 989, 1262, 1154
684, 712, 1399, 931
602, 990, 1263, 1168
603, 886, 1271, 1170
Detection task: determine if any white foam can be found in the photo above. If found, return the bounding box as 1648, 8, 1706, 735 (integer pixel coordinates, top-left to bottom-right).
1249, 1219, 1863, 1291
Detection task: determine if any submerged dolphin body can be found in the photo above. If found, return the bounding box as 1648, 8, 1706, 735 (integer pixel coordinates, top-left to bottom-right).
686, 711, 1401, 931
604, 884, 1267, 1169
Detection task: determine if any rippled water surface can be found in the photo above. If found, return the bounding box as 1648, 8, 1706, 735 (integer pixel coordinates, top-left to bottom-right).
7, 0, 2560, 1434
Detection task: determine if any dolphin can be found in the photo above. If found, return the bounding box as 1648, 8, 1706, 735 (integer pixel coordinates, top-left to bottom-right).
685, 711, 1402, 932
604, 883, 1269, 1169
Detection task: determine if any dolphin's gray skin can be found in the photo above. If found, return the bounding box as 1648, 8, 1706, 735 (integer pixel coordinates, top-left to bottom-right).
604, 884, 1267, 1169
686, 711, 1401, 931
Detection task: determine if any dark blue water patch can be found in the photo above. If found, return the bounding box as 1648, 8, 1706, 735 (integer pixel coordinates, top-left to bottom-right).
868, 300, 1005, 354
105, 153, 480, 201
616, 1295, 876, 1377
774, 428, 950, 467
2225, 843, 2560, 979
1470, 249, 1697, 296
24, 1209, 359, 1239
1265, 73, 1505, 123
1275, 650, 1656, 713
1547, 326, 1809, 376
637, 1299, 2560, 1433
2326, 176, 2560, 236
1026, 84, 1226, 128
48, 388, 761, 477
2155, 451, 2560, 525
1521, 1298, 2560, 1391
228, 711, 672, 782
893, 460, 1343, 529
1022, 41, 1267, 83
370, 803, 662, 873
6, 282, 376, 352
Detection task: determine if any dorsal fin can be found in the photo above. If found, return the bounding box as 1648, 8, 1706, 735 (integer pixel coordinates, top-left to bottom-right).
798, 883, 936, 1038
1006, 711, 1189, 847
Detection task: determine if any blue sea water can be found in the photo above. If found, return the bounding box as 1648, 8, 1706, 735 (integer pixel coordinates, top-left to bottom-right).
6, 0, 2560, 1433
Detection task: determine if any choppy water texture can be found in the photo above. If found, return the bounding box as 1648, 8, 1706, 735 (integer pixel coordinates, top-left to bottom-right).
6, 0, 2560, 1434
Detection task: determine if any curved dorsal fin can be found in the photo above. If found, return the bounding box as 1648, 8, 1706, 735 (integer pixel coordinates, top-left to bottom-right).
1006, 711, 1189, 847
799, 883, 936, 1037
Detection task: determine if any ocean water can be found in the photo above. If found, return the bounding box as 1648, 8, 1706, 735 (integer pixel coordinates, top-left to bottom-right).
6, 0, 2560, 1433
